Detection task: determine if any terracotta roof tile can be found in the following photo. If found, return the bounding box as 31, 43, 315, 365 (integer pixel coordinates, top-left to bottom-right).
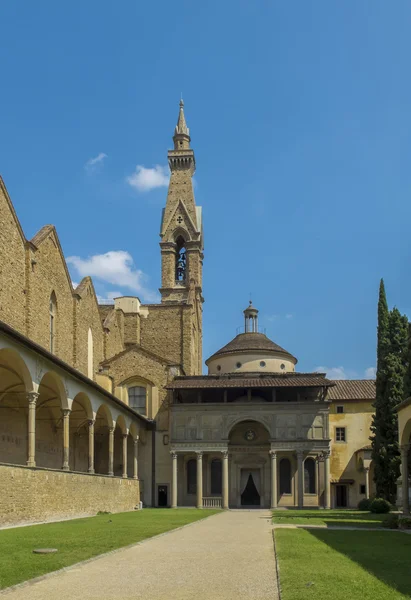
327, 379, 375, 401
166, 372, 333, 390
205, 332, 297, 364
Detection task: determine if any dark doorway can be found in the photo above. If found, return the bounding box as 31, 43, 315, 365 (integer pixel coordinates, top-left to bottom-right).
241, 474, 260, 506
336, 485, 348, 508
158, 485, 168, 507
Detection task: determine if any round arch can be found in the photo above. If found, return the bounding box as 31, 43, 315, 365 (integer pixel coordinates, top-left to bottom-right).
400, 417, 411, 447
0, 348, 34, 394
226, 416, 271, 439
70, 393, 93, 473
0, 349, 34, 466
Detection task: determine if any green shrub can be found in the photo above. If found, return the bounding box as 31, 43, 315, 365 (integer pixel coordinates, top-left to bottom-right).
370, 498, 391, 514
358, 498, 372, 511
382, 514, 399, 529
398, 516, 411, 530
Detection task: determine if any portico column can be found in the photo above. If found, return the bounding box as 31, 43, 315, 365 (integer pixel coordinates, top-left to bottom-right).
401, 445, 410, 514
324, 451, 331, 509
108, 426, 114, 476
26, 392, 39, 467
122, 433, 128, 478
62, 409, 71, 471
171, 452, 178, 508
196, 451, 203, 509
297, 451, 304, 508
88, 419, 95, 474
133, 436, 139, 480
222, 451, 229, 509
364, 467, 370, 500
270, 450, 278, 509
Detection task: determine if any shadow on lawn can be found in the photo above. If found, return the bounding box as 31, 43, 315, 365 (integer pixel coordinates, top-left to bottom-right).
274, 511, 387, 527
307, 528, 411, 597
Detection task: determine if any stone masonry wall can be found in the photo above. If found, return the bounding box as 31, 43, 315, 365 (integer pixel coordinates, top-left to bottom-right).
0, 181, 26, 335
0, 464, 140, 527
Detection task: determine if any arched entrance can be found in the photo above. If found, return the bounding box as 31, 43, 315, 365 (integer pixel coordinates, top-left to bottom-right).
228, 419, 270, 508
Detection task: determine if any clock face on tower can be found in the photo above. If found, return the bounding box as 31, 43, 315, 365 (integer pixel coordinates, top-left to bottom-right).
244, 429, 256, 442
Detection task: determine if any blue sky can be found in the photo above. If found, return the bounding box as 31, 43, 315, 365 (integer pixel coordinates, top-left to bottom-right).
1, 1, 411, 378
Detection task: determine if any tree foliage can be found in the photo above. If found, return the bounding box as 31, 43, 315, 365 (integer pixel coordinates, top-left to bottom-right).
371, 280, 408, 503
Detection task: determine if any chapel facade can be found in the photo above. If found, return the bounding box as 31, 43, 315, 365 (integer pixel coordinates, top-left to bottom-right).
0, 101, 380, 526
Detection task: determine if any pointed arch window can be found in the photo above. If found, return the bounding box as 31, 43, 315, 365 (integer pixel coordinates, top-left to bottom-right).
128, 386, 147, 415
175, 236, 187, 282
49, 292, 57, 353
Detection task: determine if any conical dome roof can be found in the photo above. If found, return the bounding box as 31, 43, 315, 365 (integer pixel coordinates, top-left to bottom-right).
206, 332, 297, 364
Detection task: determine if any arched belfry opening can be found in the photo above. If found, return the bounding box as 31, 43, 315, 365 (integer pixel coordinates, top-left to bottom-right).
175, 236, 187, 283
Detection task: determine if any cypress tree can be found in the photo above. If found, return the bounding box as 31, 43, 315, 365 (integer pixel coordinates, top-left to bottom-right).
403, 322, 411, 401
371, 302, 408, 502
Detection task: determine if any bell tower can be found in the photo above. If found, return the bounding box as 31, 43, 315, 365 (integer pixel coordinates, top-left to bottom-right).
159, 100, 203, 306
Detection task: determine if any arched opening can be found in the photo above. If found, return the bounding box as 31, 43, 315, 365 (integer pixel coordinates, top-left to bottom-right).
36, 372, 67, 469
49, 292, 57, 354
304, 457, 316, 494
211, 459, 222, 495
70, 393, 92, 472
279, 458, 292, 495
114, 415, 127, 477
94, 404, 112, 475
0, 349, 33, 466
186, 458, 197, 495
175, 236, 187, 282
87, 328, 93, 379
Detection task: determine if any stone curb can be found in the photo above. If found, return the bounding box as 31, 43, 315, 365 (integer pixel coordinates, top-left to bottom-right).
271, 529, 282, 600
273, 523, 406, 532
0, 511, 224, 596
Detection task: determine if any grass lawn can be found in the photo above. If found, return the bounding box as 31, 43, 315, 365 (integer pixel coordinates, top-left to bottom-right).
0, 508, 219, 590
272, 508, 390, 528
275, 528, 411, 600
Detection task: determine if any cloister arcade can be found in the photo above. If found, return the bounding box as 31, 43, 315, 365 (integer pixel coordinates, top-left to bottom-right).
398, 399, 411, 513
0, 341, 145, 482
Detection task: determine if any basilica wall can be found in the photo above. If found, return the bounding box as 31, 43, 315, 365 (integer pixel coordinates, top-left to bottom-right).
73, 278, 105, 377
0, 180, 29, 335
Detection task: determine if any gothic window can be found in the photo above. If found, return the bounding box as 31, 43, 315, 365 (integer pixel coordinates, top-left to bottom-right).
128, 386, 147, 415
175, 236, 187, 282
304, 457, 316, 494
211, 459, 222, 495
279, 458, 291, 495
49, 292, 57, 353
187, 458, 197, 494
87, 328, 93, 379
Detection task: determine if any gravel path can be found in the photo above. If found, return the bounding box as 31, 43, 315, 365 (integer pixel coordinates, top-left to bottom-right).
3, 510, 279, 600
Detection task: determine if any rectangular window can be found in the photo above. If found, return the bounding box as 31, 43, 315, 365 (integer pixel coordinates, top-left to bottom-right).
128, 386, 147, 415
360, 484, 366, 495
336, 405, 344, 414
336, 427, 346, 442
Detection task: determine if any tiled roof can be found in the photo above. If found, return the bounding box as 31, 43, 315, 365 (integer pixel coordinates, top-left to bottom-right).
206, 333, 297, 364
166, 372, 334, 390
327, 379, 375, 401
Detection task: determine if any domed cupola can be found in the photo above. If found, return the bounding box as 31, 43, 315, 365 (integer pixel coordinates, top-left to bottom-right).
205, 302, 297, 375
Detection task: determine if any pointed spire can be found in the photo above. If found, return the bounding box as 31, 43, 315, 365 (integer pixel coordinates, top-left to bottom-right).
175, 98, 190, 136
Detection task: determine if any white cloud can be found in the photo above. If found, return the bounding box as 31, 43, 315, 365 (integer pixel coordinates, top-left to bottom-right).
85, 153, 107, 170
315, 366, 348, 380
364, 367, 376, 379
71, 281, 79, 289
67, 250, 158, 302
266, 314, 293, 322
285, 314, 293, 320
126, 164, 169, 192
